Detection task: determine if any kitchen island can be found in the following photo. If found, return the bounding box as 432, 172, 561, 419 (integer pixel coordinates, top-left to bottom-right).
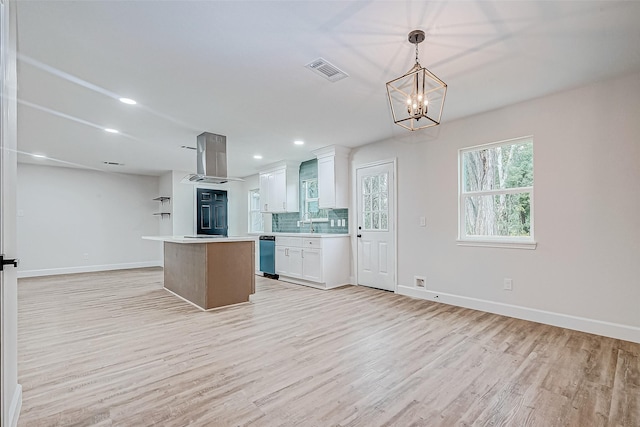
143, 236, 256, 310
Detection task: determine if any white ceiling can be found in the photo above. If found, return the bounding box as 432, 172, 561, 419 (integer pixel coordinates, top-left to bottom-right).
15, 1, 640, 178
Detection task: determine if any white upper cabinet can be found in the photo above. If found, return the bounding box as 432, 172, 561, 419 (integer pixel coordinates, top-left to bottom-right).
259, 161, 300, 213
259, 172, 271, 212
312, 145, 351, 209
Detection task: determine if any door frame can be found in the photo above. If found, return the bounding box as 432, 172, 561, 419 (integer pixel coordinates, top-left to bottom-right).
1, 0, 21, 424
352, 158, 398, 292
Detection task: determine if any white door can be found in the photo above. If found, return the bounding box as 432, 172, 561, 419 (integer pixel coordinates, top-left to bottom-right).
1, 1, 21, 424
356, 161, 395, 291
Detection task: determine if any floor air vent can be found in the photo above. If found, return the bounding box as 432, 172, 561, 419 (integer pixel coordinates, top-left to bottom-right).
305, 57, 349, 82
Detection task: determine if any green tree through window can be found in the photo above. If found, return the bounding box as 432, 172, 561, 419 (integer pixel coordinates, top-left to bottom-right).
460, 137, 534, 242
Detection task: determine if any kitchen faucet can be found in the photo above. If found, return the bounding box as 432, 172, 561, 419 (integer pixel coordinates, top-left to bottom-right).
303, 212, 315, 233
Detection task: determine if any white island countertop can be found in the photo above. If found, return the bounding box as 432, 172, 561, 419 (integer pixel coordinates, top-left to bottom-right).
142, 235, 258, 244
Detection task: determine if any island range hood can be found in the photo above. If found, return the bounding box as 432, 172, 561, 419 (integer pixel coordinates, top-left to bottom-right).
183, 132, 244, 184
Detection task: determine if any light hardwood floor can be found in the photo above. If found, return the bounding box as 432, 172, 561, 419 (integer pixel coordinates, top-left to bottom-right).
17, 268, 639, 426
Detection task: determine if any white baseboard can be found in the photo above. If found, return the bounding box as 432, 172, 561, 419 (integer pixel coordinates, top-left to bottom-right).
9, 384, 22, 427
397, 285, 640, 344
17, 261, 163, 278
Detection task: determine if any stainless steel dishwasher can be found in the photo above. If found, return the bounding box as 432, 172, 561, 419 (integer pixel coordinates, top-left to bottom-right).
259, 235, 278, 279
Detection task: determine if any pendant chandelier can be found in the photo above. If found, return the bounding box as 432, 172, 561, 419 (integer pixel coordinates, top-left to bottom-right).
386, 30, 447, 131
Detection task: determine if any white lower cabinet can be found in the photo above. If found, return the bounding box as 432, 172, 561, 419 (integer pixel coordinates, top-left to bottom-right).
301, 248, 322, 282
275, 235, 349, 289
288, 247, 303, 279
275, 246, 289, 275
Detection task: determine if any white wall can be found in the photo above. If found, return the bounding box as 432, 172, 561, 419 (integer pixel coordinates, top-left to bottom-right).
242, 173, 271, 234
157, 172, 173, 236
226, 180, 247, 237
16, 164, 163, 276
169, 170, 195, 236
159, 170, 250, 238
351, 71, 640, 342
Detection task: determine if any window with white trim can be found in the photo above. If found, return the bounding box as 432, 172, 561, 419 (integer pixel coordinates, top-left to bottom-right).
459, 136, 534, 248
301, 179, 328, 222
248, 189, 263, 233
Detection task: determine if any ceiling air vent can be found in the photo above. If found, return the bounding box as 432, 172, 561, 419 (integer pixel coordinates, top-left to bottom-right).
305, 57, 349, 82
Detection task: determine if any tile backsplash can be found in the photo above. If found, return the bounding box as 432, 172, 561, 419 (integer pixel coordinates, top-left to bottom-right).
272, 158, 349, 234
272, 209, 349, 233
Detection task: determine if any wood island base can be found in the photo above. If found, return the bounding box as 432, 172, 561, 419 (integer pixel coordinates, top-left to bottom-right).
163, 240, 255, 310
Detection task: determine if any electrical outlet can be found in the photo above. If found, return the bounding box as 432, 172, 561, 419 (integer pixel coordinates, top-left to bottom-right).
414, 276, 426, 288
341, 219, 346, 227
419, 216, 426, 227
297, 221, 300, 227
83, 253, 89, 260
330, 219, 335, 227
503, 278, 513, 291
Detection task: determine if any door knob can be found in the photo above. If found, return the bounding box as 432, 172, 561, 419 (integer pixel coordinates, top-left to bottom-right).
0, 254, 19, 271
357, 234, 362, 238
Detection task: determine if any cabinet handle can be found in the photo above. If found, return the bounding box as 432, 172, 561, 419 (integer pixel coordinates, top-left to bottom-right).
264, 203, 268, 211
301, 249, 304, 258
282, 201, 286, 210
285, 248, 289, 256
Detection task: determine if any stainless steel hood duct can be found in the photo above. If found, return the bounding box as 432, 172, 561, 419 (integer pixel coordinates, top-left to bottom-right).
183, 132, 243, 184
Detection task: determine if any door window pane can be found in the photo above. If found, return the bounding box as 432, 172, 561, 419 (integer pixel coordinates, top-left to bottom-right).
362, 172, 389, 231
381, 192, 388, 211
364, 213, 372, 229
371, 175, 379, 193
379, 173, 388, 192
364, 177, 371, 194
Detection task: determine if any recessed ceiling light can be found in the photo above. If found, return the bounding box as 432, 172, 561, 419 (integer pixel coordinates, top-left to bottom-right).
104, 128, 119, 134
253, 155, 263, 160
294, 140, 304, 145
119, 97, 137, 105
32, 153, 46, 159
